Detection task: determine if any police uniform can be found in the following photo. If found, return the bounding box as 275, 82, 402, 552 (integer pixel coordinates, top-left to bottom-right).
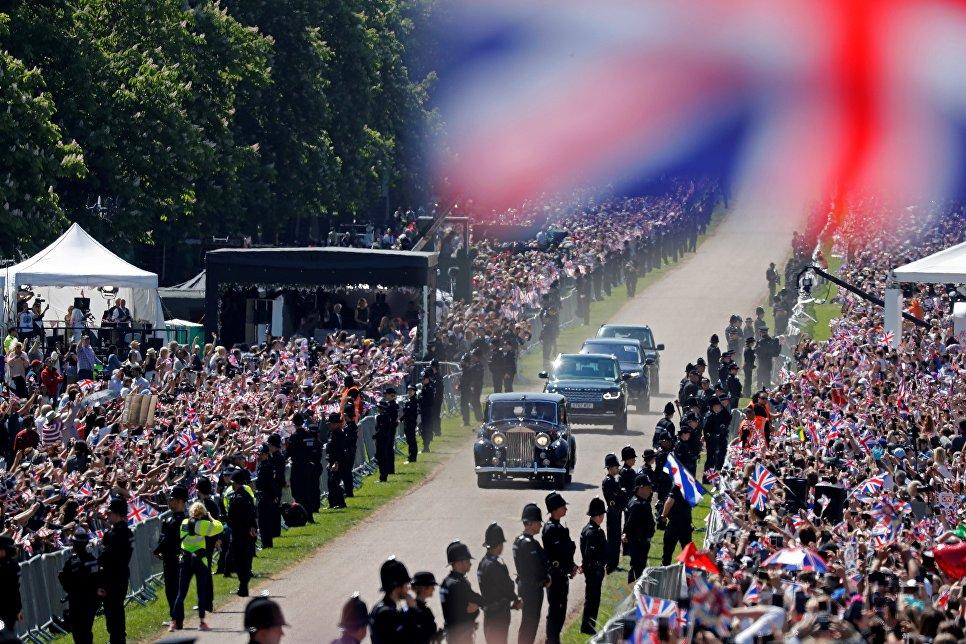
98, 501, 133, 644
402, 387, 420, 462
743, 339, 756, 394
224, 472, 258, 596
541, 493, 576, 644
288, 422, 323, 513
600, 453, 625, 573
341, 402, 359, 497
255, 446, 281, 547
440, 541, 483, 644
410, 571, 443, 644
477, 523, 517, 644
59, 531, 98, 644
325, 414, 348, 508
374, 400, 396, 482
332, 593, 368, 644
617, 445, 637, 499
154, 486, 188, 623
579, 498, 607, 635
370, 558, 414, 644
622, 474, 655, 583
659, 485, 693, 566
513, 504, 549, 644
172, 512, 223, 626
418, 374, 437, 450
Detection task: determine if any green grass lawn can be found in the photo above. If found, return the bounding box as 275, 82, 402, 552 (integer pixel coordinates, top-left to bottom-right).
804, 251, 844, 341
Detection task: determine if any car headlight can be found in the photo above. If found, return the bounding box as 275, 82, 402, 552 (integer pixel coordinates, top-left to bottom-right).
627, 371, 642, 379
535, 433, 550, 448
545, 386, 556, 393
491, 432, 506, 447
603, 390, 622, 400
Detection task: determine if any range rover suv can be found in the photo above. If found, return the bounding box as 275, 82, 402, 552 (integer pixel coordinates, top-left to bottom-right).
539, 353, 629, 432
596, 324, 665, 392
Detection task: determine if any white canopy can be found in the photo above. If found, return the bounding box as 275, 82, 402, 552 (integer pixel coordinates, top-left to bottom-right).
4, 223, 165, 331
892, 240, 966, 284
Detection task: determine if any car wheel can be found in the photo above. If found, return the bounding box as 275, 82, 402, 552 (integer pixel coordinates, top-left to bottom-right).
650, 367, 660, 393
552, 473, 567, 489
614, 412, 628, 433
477, 473, 493, 488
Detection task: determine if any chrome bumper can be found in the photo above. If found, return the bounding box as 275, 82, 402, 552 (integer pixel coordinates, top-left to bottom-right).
476, 466, 568, 475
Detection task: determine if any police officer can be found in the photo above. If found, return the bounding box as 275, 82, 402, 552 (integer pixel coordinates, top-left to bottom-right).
702, 397, 730, 475
617, 445, 637, 499
657, 483, 693, 566
288, 414, 322, 514
624, 257, 638, 298
341, 395, 360, 497
410, 572, 443, 644
244, 596, 289, 644
370, 557, 416, 644
374, 399, 396, 482
98, 497, 133, 644
172, 501, 224, 631
513, 503, 549, 644
622, 473, 655, 583
677, 416, 700, 475
59, 528, 98, 644
325, 412, 348, 509
488, 341, 506, 393
743, 337, 756, 394
332, 594, 368, 644
267, 433, 287, 506
653, 433, 675, 507
255, 444, 281, 547
154, 484, 188, 624
542, 492, 577, 644
654, 402, 676, 448
717, 350, 735, 386
440, 541, 484, 644
225, 468, 258, 597
601, 453, 625, 573
418, 370, 437, 451
478, 522, 519, 644
725, 361, 742, 407
706, 334, 721, 378
402, 384, 420, 463
579, 497, 607, 635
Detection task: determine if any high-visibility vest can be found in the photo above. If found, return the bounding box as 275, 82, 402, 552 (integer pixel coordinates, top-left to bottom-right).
180, 517, 224, 554
222, 485, 255, 511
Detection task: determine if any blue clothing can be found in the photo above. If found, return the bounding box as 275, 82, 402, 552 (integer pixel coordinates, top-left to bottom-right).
77, 346, 100, 373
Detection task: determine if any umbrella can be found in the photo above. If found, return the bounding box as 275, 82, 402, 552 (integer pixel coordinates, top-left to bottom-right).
79, 389, 120, 408
762, 547, 828, 573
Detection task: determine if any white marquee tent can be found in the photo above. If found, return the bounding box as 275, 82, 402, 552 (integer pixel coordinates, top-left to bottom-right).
3, 223, 165, 333
886, 240, 966, 346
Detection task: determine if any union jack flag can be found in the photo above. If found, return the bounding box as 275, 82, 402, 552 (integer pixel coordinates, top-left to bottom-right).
76, 379, 97, 393
871, 521, 896, 548
78, 481, 94, 497
127, 500, 148, 525
859, 474, 889, 497
747, 464, 777, 512
177, 431, 200, 455
743, 581, 761, 605
634, 590, 678, 620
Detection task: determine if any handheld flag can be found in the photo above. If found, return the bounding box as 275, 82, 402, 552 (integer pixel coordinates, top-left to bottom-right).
663, 453, 705, 507
747, 464, 777, 511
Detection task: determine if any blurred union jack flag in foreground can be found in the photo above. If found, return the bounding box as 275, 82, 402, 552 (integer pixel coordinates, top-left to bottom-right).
432, 0, 966, 219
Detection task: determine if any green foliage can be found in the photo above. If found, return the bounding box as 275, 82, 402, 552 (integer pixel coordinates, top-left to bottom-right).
0, 0, 435, 265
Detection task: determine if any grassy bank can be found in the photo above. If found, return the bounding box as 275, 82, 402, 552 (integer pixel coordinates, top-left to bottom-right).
803, 251, 844, 341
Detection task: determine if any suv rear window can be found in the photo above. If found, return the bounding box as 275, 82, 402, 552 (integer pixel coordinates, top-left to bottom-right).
581, 342, 641, 363
599, 326, 654, 349
551, 355, 620, 380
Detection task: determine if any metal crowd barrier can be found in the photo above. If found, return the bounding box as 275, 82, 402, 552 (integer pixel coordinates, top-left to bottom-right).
589, 563, 687, 643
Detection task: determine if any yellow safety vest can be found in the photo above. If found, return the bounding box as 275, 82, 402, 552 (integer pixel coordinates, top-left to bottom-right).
180, 517, 224, 554
222, 485, 255, 511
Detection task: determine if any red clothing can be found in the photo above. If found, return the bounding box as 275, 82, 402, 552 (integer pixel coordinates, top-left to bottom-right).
40, 366, 63, 398
14, 428, 40, 453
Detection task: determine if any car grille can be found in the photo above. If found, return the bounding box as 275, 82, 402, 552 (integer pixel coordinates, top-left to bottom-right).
560, 389, 603, 403
505, 427, 534, 466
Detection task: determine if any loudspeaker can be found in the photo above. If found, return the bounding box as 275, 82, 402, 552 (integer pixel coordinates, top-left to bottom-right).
814, 483, 846, 525
783, 477, 808, 513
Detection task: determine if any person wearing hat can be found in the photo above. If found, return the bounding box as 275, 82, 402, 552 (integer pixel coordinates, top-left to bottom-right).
245, 596, 288, 644
653, 434, 675, 506
579, 497, 607, 635
657, 477, 694, 567
440, 540, 484, 644
653, 403, 677, 449
676, 415, 700, 475
172, 502, 224, 631
742, 337, 756, 394
410, 572, 444, 644
717, 349, 735, 384
288, 414, 323, 515
725, 315, 743, 366
622, 473, 655, 583
371, 558, 415, 643
725, 361, 742, 407
59, 528, 98, 644
513, 504, 549, 644
617, 445, 637, 500
225, 468, 258, 597
331, 593, 368, 644
341, 392, 360, 497
678, 370, 701, 409
255, 444, 281, 548
155, 485, 189, 624
416, 372, 437, 452
707, 334, 721, 379
98, 497, 133, 643
542, 492, 577, 644
601, 453, 626, 573
0, 536, 21, 640
374, 398, 396, 482
402, 384, 420, 463
478, 522, 519, 644
325, 412, 348, 509
702, 396, 729, 475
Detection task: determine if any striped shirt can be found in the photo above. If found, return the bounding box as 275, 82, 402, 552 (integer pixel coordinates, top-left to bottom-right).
40, 418, 62, 446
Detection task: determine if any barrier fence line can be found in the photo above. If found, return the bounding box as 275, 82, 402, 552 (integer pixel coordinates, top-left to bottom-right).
588, 563, 687, 643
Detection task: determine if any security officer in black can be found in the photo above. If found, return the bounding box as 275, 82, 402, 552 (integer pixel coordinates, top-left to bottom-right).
542, 492, 578, 644
255, 444, 281, 547
288, 413, 322, 514
702, 396, 730, 474
333, 593, 369, 644
59, 528, 99, 644
725, 361, 742, 407
410, 571, 443, 643
677, 417, 700, 475
402, 384, 420, 462
580, 497, 607, 635
478, 522, 519, 644
98, 497, 133, 644
418, 370, 437, 450
743, 337, 756, 395
654, 402, 676, 448
624, 258, 638, 298
440, 540, 484, 644
657, 484, 693, 566
154, 484, 188, 623
617, 445, 637, 499
370, 557, 415, 644
653, 433, 675, 506
622, 473, 655, 583
225, 468, 258, 597
458, 350, 483, 425
341, 395, 360, 497
639, 448, 657, 482
374, 399, 396, 482
513, 503, 549, 644
325, 412, 348, 509
601, 453, 625, 573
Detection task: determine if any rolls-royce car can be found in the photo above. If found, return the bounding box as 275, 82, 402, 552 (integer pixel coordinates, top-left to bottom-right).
473, 393, 576, 488
539, 353, 629, 432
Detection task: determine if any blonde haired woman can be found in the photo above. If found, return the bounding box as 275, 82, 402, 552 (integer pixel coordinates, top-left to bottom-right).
171, 501, 223, 631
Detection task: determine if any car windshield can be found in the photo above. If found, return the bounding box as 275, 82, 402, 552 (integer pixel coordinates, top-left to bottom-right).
551, 355, 620, 380
489, 401, 557, 423
600, 326, 654, 349
581, 342, 641, 364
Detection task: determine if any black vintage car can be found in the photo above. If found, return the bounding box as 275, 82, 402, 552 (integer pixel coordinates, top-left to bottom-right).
540, 353, 630, 432
473, 393, 576, 488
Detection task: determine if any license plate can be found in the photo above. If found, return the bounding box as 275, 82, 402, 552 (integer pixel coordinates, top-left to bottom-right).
570, 402, 595, 409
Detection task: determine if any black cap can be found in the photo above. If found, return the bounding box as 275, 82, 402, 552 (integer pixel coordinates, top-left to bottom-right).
545, 491, 567, 512
604, 453, 620, 468
657, 431, 673, 443
620, 445, 636, 461
245, 597, 289, 632
634, 473, 653, 490
587, 496, 606, 516
446, 540, 473, 564
267, 434, 282, 448
521, 503, 543, 523
746, 337, 755, 344
483, 522, 506, 548
722, 350, 734, 357
327, 412, 342, 424
71, 527, 91, 544
377, 399, 391, 411
729, 363, 739, 370
640, 448, 656, 461
683, 412, 700, 424
338, 593, 368, 629
695, 357, 706, 366
196, 478, 213, 495
411, 571, 438, 587
421, 368, 433, 378
108, 497, 128, 516
344, 375, 355, 386
259, 444, 271, 455
379, 557, 411, 591
709, 397, 723, 407
231, 469, 249, 484
663, 402, 675, 415
384, 387, 397, 395
169, 485, 189, 502
710, 334, 719, 343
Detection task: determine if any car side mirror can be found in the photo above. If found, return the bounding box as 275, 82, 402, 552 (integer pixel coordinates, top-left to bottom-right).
538, 371, 548, 379
621, 373, 632, 381
645, 358, 655, 366
656, 344, 665, 351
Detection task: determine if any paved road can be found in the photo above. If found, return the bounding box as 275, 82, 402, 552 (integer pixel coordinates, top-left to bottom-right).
189, 203, 798, 643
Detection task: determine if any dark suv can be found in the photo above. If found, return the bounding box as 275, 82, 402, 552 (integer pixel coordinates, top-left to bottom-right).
539, 353, 629, 432
579, 338, 653, 413
596, 324, 665, 392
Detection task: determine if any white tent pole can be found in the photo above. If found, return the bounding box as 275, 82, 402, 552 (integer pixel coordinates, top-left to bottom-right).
884, 272, 902, 349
